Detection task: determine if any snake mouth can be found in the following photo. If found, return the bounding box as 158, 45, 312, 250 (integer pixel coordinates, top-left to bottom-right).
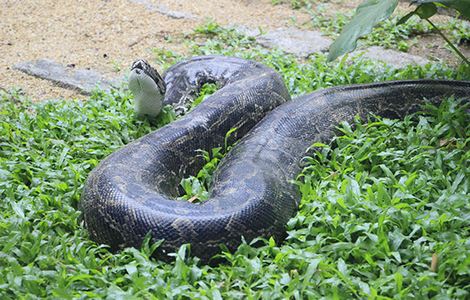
131, 59, 166, 94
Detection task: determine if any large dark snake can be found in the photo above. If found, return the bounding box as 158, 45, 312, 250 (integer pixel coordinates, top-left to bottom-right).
80, 55, 470, 262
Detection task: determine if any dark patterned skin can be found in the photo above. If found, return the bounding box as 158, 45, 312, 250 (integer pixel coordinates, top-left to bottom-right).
80, 55, 470, 262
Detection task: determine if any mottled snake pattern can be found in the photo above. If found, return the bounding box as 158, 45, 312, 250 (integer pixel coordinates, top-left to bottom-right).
80, 56, 470, 262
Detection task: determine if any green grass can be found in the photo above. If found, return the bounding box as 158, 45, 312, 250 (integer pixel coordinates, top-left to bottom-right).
188, 22, 469, 91
179, 126, 237, 203
1, 23, 469, 298
272, 0, 470, 55
271, 0, 318, 10
293, 99, 469, 298
318, 14, 469, 53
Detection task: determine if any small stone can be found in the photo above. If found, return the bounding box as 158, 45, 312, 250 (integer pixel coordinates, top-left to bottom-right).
256, 27, 332, 57
129, 0, 197, 20
14, 59, 119, 95
352, 46, 429, 68
233, 25, 262, 38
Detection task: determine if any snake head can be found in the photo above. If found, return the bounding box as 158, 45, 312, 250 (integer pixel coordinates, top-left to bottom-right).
129, 59, 166, 118
130, 59, 166, 94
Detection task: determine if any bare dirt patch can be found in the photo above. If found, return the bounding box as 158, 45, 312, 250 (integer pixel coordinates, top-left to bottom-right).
0, 0, 309, 101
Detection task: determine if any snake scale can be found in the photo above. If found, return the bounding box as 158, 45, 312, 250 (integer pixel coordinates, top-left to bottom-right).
80, 55, 470, 262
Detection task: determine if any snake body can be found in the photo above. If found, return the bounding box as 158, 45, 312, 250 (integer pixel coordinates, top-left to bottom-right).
80, 56, 470, 261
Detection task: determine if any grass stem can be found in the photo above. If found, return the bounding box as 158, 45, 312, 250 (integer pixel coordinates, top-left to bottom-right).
425, 18, 470, 67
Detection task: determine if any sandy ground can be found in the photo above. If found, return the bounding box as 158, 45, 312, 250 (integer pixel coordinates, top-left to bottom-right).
0, 0, 467, 101
0, 0, 314, 101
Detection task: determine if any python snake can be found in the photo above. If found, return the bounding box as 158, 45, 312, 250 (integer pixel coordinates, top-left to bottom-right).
80, 55, 470, 262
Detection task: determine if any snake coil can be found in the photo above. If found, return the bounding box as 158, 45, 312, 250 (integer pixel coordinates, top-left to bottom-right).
80, 56, 470, 262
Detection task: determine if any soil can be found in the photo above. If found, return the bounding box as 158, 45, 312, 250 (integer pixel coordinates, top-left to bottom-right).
0, 0, 467, 102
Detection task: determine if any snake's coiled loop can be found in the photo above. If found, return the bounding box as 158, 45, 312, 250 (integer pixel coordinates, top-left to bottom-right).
80, 56, 470, 262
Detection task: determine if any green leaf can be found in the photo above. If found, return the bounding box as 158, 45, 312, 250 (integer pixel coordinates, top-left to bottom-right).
415, 3, 438, 19
337, 258, 348, 275
397, 11, 417, 25
302, 259, 322, 285
224, 126, 238, 151
394, 271, 403, 292
327, 0, 399, 61
412, 0, 470, 19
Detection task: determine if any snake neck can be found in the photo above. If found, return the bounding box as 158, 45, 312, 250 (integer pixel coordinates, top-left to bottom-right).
133, 89, 164, 118
128, 59, 166, 118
